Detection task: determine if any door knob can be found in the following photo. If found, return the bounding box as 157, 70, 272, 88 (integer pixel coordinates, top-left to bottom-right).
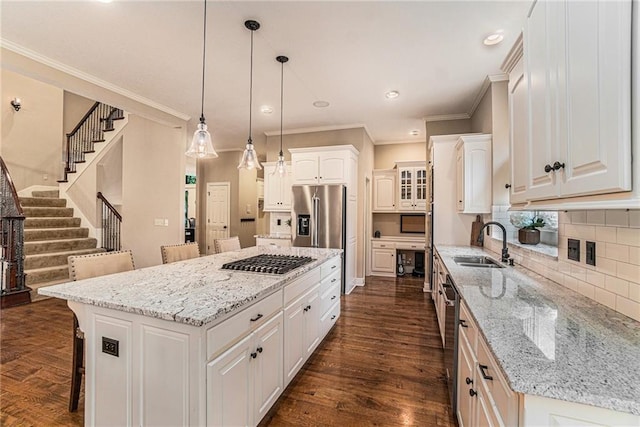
223, 225, 228, 229
553, 161, 565, 171
505, 183, 511, 189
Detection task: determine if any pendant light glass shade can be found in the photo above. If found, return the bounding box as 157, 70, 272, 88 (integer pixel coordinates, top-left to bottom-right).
272, 55, 289, 177
186, 121, 218, 158
186, 0, 218, 159
238, 20, 262, 170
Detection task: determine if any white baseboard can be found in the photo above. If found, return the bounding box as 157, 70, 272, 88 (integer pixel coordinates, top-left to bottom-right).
354, 277, 365, 287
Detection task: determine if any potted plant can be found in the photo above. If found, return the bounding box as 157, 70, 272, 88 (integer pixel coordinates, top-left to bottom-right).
516, 216, 545, 245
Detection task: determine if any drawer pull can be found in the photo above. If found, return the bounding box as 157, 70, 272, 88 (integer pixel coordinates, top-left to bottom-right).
303, 305, 312, 312
466, 377, 473, 385
331, 278, 337, 283
479, 364, 493, 381
459, 319, 468, 328
331, 265, 337, 269
250, 313, 263, 322
250, 352, 257, 359
469, 388, 477, 397
331, 295, 337, 300
256, 346, 263, 353
331, 315, 336, 320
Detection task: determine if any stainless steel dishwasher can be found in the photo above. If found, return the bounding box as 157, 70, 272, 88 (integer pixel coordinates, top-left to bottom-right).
442, 274, 460, 415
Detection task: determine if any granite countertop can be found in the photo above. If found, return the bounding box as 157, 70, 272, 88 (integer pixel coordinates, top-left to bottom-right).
254, 234, 292, 240
436, 245, 640, 416
39, 246, 341, 327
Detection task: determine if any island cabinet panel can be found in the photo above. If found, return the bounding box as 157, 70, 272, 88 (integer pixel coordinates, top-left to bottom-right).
92, 315, 132, 427
141, 325, 191, 427
253, 312, 284, 422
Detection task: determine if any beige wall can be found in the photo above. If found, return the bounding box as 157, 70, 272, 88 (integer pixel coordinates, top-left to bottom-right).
196, 151, 242, 254
373, 142, 426, 170
1, 69, 63, 190
238, 167, 258, 248
63, 91, 95, 135
425, 118, 472, 142
121, 115, 185, 268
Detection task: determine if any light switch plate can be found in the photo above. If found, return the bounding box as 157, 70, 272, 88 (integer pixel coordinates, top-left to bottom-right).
586, 241, 596, 266
568, 238, 580, 262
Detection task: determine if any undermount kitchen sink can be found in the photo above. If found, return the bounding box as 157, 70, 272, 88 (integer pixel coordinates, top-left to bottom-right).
453, 255, 505, 268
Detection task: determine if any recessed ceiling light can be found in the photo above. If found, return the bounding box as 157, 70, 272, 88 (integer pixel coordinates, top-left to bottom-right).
483, 32, 504, 46
385, 90, 399, 99
410, 130, 420, 136
261, 106, 273, 114
313, 101, 330, 108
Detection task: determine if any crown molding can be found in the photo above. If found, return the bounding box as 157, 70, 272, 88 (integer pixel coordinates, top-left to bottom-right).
1, 39, 190, 122
467, 73, 509, 117
424, 113, 470, 123
264, 123, 374, 143
501, 32, 524, 73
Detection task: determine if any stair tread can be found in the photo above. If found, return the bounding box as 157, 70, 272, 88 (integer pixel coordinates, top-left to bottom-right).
25, 248, 104, 259
24, 264, 69, 273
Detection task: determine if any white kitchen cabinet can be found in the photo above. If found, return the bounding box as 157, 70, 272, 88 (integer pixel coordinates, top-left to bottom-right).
457, 332, 475, 427
397, 161, 427, 211
290, 146, 358, 186
520, 0, 632, 202
207, 311, 283, 427
455, 135, 492, 214
372, 170, 396, 211
263, 162, 292, 212
370, 240, 396, 277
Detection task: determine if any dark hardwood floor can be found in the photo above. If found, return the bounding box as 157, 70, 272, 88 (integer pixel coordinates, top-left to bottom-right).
1, 275, 455, 427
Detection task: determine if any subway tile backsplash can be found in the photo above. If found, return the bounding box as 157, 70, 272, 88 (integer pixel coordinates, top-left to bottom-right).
486, 209, 640, 322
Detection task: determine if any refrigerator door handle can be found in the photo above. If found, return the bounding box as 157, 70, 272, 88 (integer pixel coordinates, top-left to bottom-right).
312, 195, 319, 247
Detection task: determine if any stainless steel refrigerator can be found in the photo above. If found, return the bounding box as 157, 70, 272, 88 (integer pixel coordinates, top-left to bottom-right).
291, 184, 346, 292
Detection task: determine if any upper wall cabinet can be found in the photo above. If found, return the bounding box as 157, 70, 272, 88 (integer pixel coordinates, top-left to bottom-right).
372, 170, 396, 212
512, 0, 632, 204
456, 135, 492, 214
263, 162, 292, 212
397, 161, 427, 211
290, 147, 358, 186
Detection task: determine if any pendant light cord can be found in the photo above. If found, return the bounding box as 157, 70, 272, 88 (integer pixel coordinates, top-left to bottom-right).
279, 59, 284, 156
200, 0, 207, 124
248, 29, 254, 144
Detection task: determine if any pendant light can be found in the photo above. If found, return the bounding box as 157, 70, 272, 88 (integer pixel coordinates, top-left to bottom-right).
186, 0, 218, 159
238, 20, 262, 170
273, 55, 289, 176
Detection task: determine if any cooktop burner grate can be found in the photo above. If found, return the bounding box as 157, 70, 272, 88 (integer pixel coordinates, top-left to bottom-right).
221, 254, 315, 274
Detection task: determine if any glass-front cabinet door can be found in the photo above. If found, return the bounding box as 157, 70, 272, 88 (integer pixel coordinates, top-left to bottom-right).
398, 167, 414, 210
397, 164, 427, 211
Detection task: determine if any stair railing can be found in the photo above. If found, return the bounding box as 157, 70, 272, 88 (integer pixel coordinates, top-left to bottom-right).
97, 192, 121, 252
61, 102, 124, 182
0, 156, 27, 299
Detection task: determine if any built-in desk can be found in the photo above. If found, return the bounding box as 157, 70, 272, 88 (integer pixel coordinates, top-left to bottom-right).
370, 236, 425, 277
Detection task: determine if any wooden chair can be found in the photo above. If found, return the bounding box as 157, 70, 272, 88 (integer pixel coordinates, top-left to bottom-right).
214, 236, 241, 253
67, 250, 135, 412
160, 242, 200, 264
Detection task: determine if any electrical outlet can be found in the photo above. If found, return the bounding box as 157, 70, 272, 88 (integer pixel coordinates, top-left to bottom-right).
586, 241, 596, 266
568, 238, 580, 262
102, 337, 119, 357
154, 218, 163, 226
164, 219, 169, 226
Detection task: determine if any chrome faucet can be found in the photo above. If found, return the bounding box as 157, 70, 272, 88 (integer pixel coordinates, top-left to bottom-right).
477, 221, 510, 263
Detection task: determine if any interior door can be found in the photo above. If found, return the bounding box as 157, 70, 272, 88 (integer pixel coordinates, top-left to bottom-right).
206, 182, 230, 255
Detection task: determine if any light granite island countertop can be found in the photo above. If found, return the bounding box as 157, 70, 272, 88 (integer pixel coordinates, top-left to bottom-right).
436, 245, 640, 419
39, 245, 341, 326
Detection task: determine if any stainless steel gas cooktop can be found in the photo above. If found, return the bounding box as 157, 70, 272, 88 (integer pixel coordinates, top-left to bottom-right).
221, 254, 315, 274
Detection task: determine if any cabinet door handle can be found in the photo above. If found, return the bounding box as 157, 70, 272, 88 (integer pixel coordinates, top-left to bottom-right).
439, 290, 443, 295
331, 295, 337, 300
250, 313, 263, 322
256, 346, 263, 353
505, 183, 511, 189
250, 352, 257, 359
331, 265, 337, 269
544, 164, 553, 173
466, 377, 473, 385
331, 278, 337, 283
459, 319, 468, 328
469, 389, 477, 397
553, 161, 565, 171
479, 364, 493, 381
331, 315, 336, 320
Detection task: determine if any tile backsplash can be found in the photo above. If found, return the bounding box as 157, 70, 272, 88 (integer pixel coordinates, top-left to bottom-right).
269, 212, 292, 236
486, 209, 640, 322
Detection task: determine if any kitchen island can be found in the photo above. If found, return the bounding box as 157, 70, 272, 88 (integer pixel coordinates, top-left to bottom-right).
39, 246, 343, 427
435, 245, 640, 426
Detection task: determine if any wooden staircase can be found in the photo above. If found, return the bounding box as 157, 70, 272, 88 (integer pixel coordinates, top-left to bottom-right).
21, 190, 104, 301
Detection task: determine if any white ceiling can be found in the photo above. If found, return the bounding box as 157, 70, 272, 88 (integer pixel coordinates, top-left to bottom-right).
1, 0, 529, 152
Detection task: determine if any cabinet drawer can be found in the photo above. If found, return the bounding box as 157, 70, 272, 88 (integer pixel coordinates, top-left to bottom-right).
284, 267, 321, 307
320, 299, 340, 337
459, 301, 478, 352
372, 241, 396, 249
477, 335, 517, 426
207, 290, 282, 359
395, 242, 425, 250
320, 256, 341, 278
320, 279, 340, 317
